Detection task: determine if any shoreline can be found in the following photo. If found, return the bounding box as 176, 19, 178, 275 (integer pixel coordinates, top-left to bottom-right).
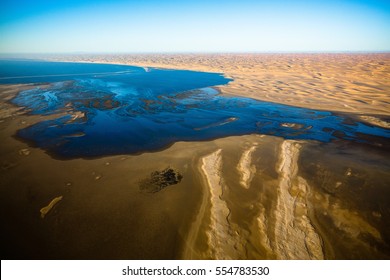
1, 57, 389, 144
22, 53, 390, 117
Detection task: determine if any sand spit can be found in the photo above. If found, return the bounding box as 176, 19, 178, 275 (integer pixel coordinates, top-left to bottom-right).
200, 149, 247, 259
237, 144, 257, 189
273, 141, 324, 259
40, 196, 63, 218
68, 111, 86, 123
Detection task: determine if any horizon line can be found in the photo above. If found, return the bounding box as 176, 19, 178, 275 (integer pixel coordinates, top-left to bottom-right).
1, 50, 390, 56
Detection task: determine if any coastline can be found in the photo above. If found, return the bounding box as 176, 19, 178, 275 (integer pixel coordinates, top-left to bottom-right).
30, 53, 390, 118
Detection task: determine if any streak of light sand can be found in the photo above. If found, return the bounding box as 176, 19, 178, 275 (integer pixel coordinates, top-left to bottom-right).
359, 116, 390, 129
200, 149, 246, 259
237, 144, 257, 189
272, 141, 324, 259
40, 196, 63, 218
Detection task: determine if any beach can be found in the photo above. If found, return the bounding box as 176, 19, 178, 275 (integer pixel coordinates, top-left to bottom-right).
0, 54, 389, 259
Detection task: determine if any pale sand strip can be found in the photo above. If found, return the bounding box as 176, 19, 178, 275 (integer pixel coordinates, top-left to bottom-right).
40, 196, 63, 218
200, 149, 246, 259
273, 141, 324, 259
359, 116, 390, 129
237, 145, 257, 189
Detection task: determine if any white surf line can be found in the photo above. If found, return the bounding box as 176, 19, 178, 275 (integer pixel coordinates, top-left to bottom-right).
0, 70, 134, 80
237, 144, 257, 189
201, 149, 246, 259
273, 140, 324, 260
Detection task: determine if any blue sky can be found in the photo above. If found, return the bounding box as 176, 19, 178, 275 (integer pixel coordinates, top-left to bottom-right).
0, 0, 389, 53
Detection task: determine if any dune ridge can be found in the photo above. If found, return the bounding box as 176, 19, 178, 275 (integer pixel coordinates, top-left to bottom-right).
272, 141, 324, 259
200, 149, 247, 259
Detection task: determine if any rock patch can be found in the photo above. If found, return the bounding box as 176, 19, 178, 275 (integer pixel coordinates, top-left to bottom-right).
139, 167, 183, 193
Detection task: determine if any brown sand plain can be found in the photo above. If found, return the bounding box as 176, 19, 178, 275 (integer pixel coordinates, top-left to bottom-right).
1, 54, 390, 259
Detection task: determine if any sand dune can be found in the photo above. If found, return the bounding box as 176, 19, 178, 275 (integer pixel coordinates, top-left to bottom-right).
200, 149, 247, 259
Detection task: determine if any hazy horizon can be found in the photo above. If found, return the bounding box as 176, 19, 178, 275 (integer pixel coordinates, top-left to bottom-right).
1, 50, 390, 55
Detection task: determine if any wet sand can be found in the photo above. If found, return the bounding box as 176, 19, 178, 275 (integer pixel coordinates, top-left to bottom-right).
1, 55, 390, 259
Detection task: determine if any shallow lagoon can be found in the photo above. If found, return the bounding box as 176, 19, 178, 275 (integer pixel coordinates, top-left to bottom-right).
1, 60, 388, 158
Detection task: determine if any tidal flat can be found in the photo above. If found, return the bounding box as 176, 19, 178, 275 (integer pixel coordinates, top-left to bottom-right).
0, 55, 389, 259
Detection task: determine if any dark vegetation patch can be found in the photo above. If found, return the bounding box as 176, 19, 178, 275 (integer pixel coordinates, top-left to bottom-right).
139, 167, 183, 193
